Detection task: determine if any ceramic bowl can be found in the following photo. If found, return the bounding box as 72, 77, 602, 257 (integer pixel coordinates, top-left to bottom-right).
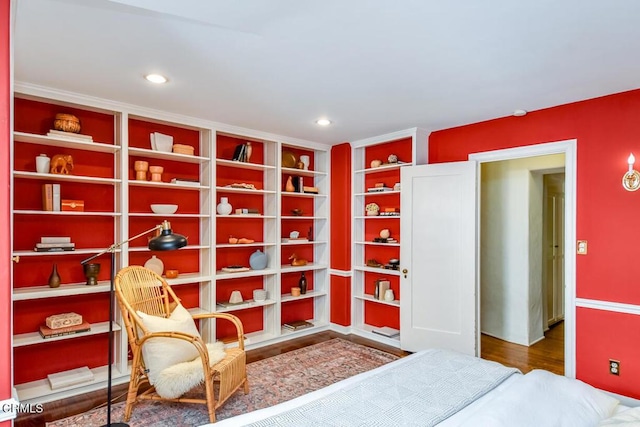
253, 289, 267, 301
151, 204, 178, 214
165, 269, 179, 278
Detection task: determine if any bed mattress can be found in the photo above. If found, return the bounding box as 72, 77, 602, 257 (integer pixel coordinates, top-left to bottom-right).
210, 348, 625, 426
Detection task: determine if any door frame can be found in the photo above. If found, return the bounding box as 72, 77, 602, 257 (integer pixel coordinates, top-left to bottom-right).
469, 139, 577, 378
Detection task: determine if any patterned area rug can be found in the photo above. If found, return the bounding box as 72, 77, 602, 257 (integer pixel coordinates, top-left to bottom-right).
47, 338, 399, 427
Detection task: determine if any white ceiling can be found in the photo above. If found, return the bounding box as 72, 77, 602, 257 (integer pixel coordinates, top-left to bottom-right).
13, 0, 640, 145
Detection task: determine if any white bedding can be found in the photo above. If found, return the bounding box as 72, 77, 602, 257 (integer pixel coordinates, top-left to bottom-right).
449, 369, 620, 426
209, 351, 625, 427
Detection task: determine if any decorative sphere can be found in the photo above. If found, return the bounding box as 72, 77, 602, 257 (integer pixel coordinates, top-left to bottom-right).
388, 154, 398, 163
380, 229, 390, 239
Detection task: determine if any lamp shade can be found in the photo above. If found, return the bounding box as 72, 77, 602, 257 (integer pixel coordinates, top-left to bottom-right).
148, 221, 187, 251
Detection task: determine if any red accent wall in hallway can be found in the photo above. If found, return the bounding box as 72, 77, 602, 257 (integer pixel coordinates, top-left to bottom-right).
429, 88, 640, 397
1, 0, 12, 415
330, 143, 352, 325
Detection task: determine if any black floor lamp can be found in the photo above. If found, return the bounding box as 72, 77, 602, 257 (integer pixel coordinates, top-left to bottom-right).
80, 220, 187, 427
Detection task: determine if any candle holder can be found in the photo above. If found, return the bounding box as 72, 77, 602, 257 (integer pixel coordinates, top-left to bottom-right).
134, 160, 149, 181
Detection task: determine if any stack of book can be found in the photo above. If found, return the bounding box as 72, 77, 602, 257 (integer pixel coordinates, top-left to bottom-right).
367, 186, 393, 192
281, 237, 309, 243
379, 208, 400, 216
372, 326, 400, 338
34, 236, 75, 252
47, 129, 93, 142
39, 320, 91, 339
283, 320, 314, 331
171, 178, 200, 186
373, 237, 398, 244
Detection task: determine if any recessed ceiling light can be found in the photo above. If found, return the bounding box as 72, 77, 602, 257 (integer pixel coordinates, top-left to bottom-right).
513, 109, 527, 117
315, 118, 332, 126
145, 74, 168, 84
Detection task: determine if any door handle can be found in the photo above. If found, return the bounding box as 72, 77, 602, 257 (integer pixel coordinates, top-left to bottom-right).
402, 268, 408, 278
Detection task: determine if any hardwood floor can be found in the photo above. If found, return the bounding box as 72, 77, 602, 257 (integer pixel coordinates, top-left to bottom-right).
15, 326, 562, 426
481, 321, 565, 375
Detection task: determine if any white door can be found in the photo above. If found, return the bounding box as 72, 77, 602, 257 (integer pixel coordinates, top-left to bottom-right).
400, 161, 478, 355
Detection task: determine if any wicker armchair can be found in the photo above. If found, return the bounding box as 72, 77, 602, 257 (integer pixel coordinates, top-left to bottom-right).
114, 266, 249, 423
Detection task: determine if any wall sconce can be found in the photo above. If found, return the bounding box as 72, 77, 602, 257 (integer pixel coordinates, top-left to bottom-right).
623, 153, 640, 191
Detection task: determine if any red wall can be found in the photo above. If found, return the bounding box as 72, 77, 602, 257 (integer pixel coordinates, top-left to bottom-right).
330, 143, 351, 325
1, 0, 11, 418
429, 88, 640, 398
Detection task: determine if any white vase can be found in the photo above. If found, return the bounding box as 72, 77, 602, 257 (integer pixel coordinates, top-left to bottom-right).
384, 289, 395, 302
299, 155, 310, 170
217, 197, 232, 215
144, 255, 164, 276
36, 154, 50, 174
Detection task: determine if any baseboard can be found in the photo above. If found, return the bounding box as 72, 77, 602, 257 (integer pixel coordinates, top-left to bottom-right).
328, 323, 351, 335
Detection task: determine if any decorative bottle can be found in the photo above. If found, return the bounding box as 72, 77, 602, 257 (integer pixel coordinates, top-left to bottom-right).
245, 142, 252, 162
217, 197, 232, 215
298, 272, 307, 295
48, 263, 61, 288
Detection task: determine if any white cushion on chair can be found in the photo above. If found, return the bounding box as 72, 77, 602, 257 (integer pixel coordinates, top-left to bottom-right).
154, 341, 227, 398
136, 304, 202, 385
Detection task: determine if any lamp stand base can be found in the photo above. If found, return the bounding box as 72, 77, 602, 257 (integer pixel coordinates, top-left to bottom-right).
101, 423, 129, 427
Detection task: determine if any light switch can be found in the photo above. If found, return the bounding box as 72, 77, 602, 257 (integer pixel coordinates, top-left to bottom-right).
577, 240, 588, 255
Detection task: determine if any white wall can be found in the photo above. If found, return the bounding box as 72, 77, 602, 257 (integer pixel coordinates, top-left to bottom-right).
480, 154, 565, 346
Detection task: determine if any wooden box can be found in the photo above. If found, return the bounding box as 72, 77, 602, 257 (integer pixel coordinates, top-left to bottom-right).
61, 199, 84, 211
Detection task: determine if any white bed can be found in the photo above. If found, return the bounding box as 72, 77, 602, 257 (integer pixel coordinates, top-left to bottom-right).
209, 349, 638, 427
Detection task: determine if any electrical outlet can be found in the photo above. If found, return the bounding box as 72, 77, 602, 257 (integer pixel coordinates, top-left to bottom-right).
609, 359, 620, 375
577, 240, 588, 255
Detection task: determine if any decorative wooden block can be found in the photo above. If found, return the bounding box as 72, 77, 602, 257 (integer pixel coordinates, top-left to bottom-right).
48, 366, 94, 390
46, 312, 83, 330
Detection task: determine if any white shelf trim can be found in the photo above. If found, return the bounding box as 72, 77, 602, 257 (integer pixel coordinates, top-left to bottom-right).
14, 210, 120, 217
215, 158, 276, 171
14, 131, 121, 153
215, 299, 277, 313
128, 146, 209, 164
13, 321, 121, 347
215, 186, 276, 195
281, 289, 327, 303
354, 293, 400, 307
13, 171, 119, 185
13, 281, 111, 301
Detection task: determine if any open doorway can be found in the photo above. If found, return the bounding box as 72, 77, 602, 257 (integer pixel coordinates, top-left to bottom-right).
470, 141, 575, 377
543, 172, 565, 331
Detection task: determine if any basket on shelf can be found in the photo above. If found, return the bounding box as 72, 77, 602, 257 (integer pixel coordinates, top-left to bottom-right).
172, 144, 194, 155
53, 113, 81, 134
